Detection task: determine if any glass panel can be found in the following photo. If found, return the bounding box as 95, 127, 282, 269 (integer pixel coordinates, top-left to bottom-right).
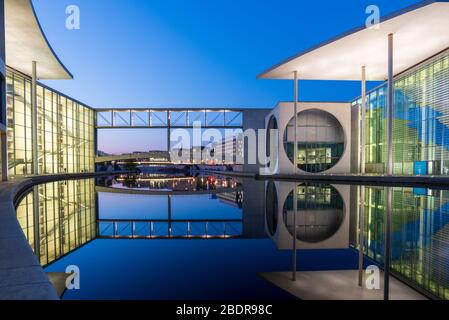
113, 111, 131, 127
170, 111, 187, 127
225, 111, 243, 127
206, 111, 225, 127
150, 111, 168, 127
131, 111, 150, 127
97, 111, 113, 127
188, 111, 206, 127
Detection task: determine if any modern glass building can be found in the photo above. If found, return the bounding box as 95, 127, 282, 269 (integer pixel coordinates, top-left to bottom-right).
0, 0, 96, 180
259, 0, 449, 177
356, 49, 449, 175
6, 67, 95, 176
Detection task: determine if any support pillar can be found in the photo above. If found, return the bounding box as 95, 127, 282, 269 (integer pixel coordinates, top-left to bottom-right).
360, 66, 367, 175
292, 183, 297, 281
31, 61, 38, 175
387, 34, 394, 176
358, 66, 367, 286
293, 71, 298, 174
384, 187, 392, 300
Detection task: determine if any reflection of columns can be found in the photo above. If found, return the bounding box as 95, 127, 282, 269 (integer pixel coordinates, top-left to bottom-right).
33, 186, 41, 262
32, 61, 38, 175
358, 66, 366, 286
95, 191, 100, 238
293, 71, 298, 173
387, 34, 394, 175
358, 186, 365, 287
384, 187, 392, 300
168, 194, 172, 236
292, 183, 297, 281
1, 129, 6, 181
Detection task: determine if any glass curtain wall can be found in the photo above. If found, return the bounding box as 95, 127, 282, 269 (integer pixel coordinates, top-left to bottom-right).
16, 179, 97, 266
5, 67, 95, 176
357, 186, 449, 299
358, 49, 449, 175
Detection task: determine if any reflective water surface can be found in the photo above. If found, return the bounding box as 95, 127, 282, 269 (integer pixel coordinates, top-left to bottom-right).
16, 174, 449, 300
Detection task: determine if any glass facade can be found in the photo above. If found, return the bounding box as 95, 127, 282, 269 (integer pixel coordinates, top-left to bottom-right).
5, 67, 95, 176
284, 110, 345, 173
358, 49, 449, 175
16, 178, 97, 266
357, 186, 449, 299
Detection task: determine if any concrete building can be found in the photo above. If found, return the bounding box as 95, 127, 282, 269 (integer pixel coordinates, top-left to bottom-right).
264, 102, 351, 175
2, 0, 95, 180
259, 0, 449, 177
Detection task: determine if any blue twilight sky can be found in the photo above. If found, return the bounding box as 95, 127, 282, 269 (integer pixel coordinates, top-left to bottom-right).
34, 0, 420, 109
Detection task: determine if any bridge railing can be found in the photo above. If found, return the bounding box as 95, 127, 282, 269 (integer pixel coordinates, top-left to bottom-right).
98, 219, 243, 239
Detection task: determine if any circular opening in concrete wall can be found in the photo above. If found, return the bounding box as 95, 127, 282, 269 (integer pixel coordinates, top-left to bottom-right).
283, 109, 345, 173
266, 116, 278, 169
265, 181, 278, 236
282, 184, 344, 243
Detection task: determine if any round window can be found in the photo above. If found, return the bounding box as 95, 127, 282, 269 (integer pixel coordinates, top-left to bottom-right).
283, 109, 345, 173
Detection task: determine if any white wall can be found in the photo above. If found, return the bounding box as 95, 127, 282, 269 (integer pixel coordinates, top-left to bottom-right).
263, 101, 352, 175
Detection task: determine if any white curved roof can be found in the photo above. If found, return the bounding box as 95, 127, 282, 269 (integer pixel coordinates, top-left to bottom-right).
258, 1, 449, 81
5, 0, 73, 79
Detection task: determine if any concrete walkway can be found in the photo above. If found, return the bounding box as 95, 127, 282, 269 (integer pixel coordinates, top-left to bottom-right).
0, 171, 132, 300
260, 271, 427, 300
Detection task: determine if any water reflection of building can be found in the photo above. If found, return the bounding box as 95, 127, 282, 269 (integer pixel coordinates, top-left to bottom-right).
216, 191, 243, 209
351, 187, 449, 300
16, 179, 97, 266
264, 181, 350, 250
102, 175, 242, 193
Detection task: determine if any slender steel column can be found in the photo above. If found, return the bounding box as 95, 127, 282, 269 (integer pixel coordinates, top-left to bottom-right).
292, 71, 299, 280
360, 66, 367, 175
293, 71, 298, 174
31, 61, 38, 175
384, 187, 392, 300
358, 66, 367, 287
292, 183, 298, 281
387, 34, 394, 175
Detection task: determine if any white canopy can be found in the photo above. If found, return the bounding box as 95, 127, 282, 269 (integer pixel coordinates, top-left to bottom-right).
258, 1, 449, 81
5, 0, 73, 79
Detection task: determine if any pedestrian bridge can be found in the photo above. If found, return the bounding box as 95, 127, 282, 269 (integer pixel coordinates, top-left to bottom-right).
97, 218, 242, 239
95, 152, 171, 164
